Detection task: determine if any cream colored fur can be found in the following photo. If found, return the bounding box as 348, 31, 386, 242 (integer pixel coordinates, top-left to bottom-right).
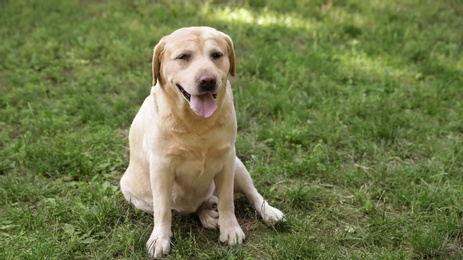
120, 26, 284, 259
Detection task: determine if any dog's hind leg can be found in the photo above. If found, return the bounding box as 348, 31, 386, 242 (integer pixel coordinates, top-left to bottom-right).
196, 195, 219, 229
120, 166, 154, 214
233, 157, 285, 225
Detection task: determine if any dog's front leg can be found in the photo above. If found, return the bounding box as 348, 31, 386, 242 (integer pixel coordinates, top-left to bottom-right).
146, 157, 174, 259
215, 154, 245, 245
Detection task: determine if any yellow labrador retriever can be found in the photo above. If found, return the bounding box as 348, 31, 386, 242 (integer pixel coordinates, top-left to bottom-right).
120, 26, 284, 258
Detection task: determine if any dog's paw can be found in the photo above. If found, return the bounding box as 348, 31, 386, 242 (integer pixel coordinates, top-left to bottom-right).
197, 196, 219, 229
219, 224, 245, 245
146, 229, 172, 259
257, 201, 285, 226
197, 208, 219, 229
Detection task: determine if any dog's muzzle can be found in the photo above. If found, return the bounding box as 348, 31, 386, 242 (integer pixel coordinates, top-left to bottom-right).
176, 84, 218, 118
176, 84, 217, 102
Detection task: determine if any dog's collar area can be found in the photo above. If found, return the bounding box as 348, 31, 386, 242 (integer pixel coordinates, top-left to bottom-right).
176, 84, 217, 102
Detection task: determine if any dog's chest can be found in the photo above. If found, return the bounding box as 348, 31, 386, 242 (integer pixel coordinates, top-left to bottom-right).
171, 142, 232, 177
168, 142, 232, 212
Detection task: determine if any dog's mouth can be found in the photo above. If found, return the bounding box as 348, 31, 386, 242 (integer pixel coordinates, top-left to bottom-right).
176, 84, 218, 118
176, 84, 217, 102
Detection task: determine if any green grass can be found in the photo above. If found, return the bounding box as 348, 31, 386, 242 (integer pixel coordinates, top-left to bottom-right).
1, 0, 462, 259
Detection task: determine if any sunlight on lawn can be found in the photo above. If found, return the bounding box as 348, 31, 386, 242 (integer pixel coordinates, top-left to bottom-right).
337, 51, 419, 83
204, 6, 315, 30
203, 3, 407, 84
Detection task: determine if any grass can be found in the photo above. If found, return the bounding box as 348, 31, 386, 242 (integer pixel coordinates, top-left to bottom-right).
1, 0, 462, 259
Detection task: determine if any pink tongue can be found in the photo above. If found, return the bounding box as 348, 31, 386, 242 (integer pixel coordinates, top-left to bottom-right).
190, 93, 217, 118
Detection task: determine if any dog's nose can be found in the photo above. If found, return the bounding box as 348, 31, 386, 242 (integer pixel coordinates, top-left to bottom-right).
198, 74, 217, 92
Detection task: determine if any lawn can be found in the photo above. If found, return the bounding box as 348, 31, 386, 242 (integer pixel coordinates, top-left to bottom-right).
1, 0, 462, 259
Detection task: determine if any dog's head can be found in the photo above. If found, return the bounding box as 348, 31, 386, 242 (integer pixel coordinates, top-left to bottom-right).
152, 26, 235, 118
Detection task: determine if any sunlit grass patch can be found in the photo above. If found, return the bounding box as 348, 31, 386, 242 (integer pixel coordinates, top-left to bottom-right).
204, 5, 315, 30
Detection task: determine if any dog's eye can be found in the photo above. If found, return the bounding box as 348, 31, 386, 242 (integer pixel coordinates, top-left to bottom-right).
211, 52, 223, 60
176, 54, 190, 61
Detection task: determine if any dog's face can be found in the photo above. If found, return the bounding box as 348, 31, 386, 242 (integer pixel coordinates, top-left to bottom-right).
152, 27, 236, 118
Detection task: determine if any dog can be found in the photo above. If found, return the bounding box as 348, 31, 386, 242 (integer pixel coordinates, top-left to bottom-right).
120, 26, 284, 259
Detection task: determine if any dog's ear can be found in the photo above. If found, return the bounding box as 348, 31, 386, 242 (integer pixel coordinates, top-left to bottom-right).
223, 33, 236, 77
152, 38, 166, 86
